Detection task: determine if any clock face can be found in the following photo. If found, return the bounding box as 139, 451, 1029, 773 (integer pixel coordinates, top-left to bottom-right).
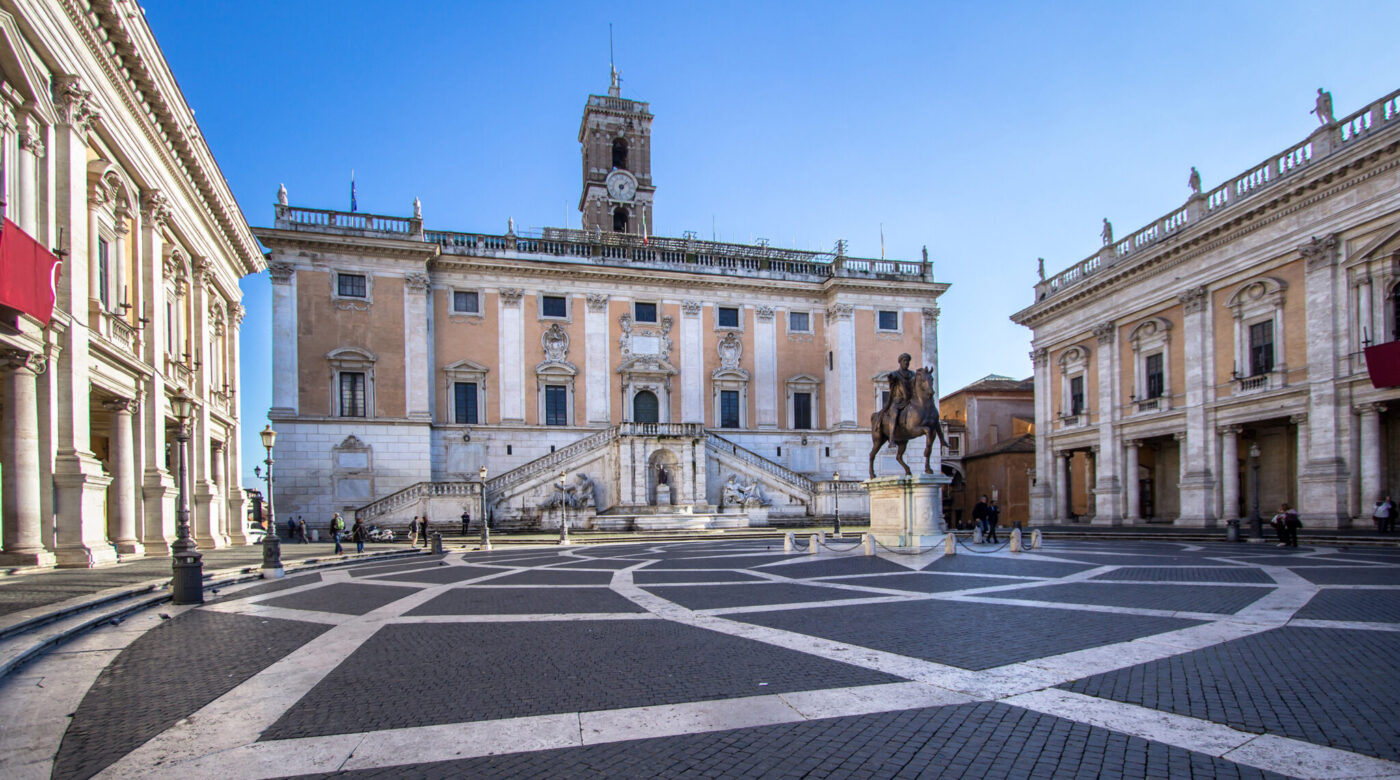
606, 170, 637, 202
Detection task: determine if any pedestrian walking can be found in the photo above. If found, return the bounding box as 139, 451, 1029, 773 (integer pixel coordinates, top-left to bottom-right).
285, 516, 296, 541
461, 511, 471, 536
421, 515, 431, 546
986, 499, 1001, 544
1373, 496, 1394, 533
296, 516, 309, 543
972, 495, 990, 542
409, 516, 420, 547
1270, 503, 1302, 547
351, 517, 368, 553
330, 512, 345, 554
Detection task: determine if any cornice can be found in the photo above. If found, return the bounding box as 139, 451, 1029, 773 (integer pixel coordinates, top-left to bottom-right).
253, 227, 442, 261
61, 0, 263, 275
1013, 135, 1400, 328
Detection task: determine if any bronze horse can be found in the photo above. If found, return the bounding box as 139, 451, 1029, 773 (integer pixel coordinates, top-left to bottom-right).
869, 366, 949, 478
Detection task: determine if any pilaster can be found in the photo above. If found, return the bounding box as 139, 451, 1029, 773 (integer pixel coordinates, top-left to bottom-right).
269, 261, 298, 414
1028, 348, 1054, 525
586, 293, 612, 423
1092, 321, 1121, 522
754, 305, 777, 428
404, 273, 431, 419
498, 288, 525, 422
679, 300, 703, 423
1299, 235, 1350, 526
1176, 285, 1217, 526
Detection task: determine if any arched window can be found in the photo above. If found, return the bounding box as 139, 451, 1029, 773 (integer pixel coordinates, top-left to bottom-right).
613, 207, 629, 233
612, 137, 628, 170
633, 390, 659, 423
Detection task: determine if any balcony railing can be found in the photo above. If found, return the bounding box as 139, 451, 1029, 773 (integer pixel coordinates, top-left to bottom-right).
1034, 88, 1400, 303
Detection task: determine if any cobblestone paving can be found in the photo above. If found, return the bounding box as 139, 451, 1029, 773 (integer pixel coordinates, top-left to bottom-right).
1062, 626, 1400, 761
286, 702, 1289, 780
13, 538, 1400, 779
53, 610, 329, 779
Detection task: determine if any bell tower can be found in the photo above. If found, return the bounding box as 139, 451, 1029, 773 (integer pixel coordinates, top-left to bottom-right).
578, 66, 654, 235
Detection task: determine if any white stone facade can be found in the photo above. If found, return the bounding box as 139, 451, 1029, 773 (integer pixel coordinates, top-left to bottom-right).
1013, 89, 1400, 529
0, 1, 263, 568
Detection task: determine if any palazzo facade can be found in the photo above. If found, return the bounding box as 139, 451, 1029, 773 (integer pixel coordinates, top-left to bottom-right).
1012, 88, 1400, 528
0, 0, 262, 567
259, 76, 948, 530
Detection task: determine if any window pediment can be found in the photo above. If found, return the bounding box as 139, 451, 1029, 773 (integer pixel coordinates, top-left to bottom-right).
1226, 276, 1287, 316
327, 346, 376, 364
1127, 316, 1173, 345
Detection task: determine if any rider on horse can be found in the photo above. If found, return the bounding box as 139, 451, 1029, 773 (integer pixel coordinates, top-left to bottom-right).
881, 353, 919, 428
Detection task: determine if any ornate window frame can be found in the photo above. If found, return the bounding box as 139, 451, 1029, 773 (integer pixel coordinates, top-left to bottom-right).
1056, 344, 1091, 426
1127, 317, 1172, 414
327, 346, 377, 418
1226, 276, 1287, 394
536, 322, 576, 425
443, 359, 489, 425
712, 330, 749, 428
785, 373, 821, 430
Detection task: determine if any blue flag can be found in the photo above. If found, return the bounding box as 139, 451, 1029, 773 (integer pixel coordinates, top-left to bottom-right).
350, 170, 358, 212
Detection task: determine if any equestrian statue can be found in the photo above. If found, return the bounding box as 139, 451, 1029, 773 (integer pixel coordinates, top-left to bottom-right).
868, 353, 949, 479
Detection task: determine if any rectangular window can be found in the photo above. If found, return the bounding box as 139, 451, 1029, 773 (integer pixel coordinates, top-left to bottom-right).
1145, 353, 1164, 399
98, 239, 110, 308
789, 311, 810, 332
881, 390, 890, 409
542, 295, 567, 318
1069, 375, 1085, 415
634, 301, 657, 323
793, 392, 812, 430
337, 273, 367, 298
165, 301, 174, 354
877, 310, 899, 331
717, 306, 739, 328
949, 436, 961, 454
720, 390, 740, 428
1249, 321, 1274, 376
452, 290, 479, 314
545, 385, 568, 425
453, 382, 478, 424
340, 372, 366, 417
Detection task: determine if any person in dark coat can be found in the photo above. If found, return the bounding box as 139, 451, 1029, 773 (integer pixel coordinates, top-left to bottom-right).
351, 518, 368, 553
986, 499, 1001, 544
1270, 503, 1302, 547
972, 496, 990, 541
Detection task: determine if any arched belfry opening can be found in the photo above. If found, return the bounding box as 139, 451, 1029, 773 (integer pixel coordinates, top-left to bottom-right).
613, 206, 629, 233
612, 137, 628, 171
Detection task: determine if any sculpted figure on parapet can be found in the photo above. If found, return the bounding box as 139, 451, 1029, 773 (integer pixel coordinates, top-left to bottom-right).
1311, 88, 1334, 126
1101, 218, 1113, 246
1188, 166, 1202, 194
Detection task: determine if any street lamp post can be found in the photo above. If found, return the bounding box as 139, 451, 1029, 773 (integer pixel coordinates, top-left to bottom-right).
260, 424, 284, 577
169, 393, 203, 604
479, 465, 491, 549
1247, 442, 1264, 541
832, 471, 842, 537
557, 471, 570, 545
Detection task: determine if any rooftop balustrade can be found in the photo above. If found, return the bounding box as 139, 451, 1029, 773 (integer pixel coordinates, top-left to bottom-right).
1034, 88, 1400, 304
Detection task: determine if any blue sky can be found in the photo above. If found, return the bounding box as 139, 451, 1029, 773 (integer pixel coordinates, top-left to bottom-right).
142, 1, 1400, 485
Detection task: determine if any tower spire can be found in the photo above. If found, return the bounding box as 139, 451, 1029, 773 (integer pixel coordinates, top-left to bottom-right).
608, 23, 621, 97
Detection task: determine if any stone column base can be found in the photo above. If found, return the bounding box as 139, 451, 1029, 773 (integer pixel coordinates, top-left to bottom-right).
0, 549, 57, 569
1090, 514, 1123, 526
865, 473, 951, 549
114, 541, 145, 558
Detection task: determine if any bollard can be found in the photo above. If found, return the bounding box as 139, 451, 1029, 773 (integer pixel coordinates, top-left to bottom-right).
1226, 518, 1241, 543
973, 527, 983, 544
783, 532, 795, 553
1031, 528, 1043, 549
1009, 527, 1022, 553
944, 533, 956, 555
311, 529, 320, 542
863, 533, 874, 556
431, 532, 443, 554
808, 534, 819, 554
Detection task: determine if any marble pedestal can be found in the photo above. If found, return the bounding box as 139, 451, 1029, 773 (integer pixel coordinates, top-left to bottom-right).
865, 473, 951, 548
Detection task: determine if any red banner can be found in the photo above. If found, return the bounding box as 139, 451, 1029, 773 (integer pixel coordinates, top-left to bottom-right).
0, 218, 61, 325
1365, 341, 1400, 388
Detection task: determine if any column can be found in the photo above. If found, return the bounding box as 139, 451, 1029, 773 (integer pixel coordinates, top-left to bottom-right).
1219, 425, 1241, 521
268, 262, 298, 414
498, 289, 525, 421
1291, 413, 1311, 512
226, 303, 251, 545
140, 190, 176, 553
0, 351, 56, 567
190, 258, 221, 550
586, 294, 613, 423
920, 306, 940, 398
1356, 275, 1374, 348
679, 300, 703, 423
1172, 432, 1190, 524
209, 440, 227, 546
88, 193, 104, 304
1175, 286, 1217, 526
1299, 235, 1349, 527
1056, 450, 1073, 522
1086, 447, 1099, 521
1357, 404, 1385, 512
104, 397, 143, 556
1124, 440, 1141, 523
113, 216, 129, 312
754, 306, 777, 428
404, 274, 431, 419
17, 111, 42, 236
51, 75, 116, 567
1028, 348, 1054, 524
1093, 322, 1121, 523
826, 304, 857, 427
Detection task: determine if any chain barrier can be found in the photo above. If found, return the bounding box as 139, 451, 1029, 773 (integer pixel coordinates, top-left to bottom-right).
954, 535, 1010, 554
872, 538, 942, 556
816, 537, 865, 553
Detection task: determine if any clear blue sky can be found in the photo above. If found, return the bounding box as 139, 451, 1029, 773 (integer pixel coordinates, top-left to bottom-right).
142, 1, 1400, 485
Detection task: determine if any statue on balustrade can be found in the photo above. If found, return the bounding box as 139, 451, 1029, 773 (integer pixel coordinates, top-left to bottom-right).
1311, 88, 1334, 126
1100, 218, 1113, 246
1188, 166, 1201, 194
869, 353, 949, 478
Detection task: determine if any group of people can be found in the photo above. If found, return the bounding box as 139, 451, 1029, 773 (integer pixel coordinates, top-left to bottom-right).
408, 515, 432, 548
284, 516, 309, 543
971, 495, 1001, 543
327, 512, 368, 553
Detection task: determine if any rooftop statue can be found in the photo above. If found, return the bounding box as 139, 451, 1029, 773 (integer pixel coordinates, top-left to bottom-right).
1101, 218, 1113, 246
869, 353, 948, 478
1188, 166, 1202, 194
1311, 88, 1334, 126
